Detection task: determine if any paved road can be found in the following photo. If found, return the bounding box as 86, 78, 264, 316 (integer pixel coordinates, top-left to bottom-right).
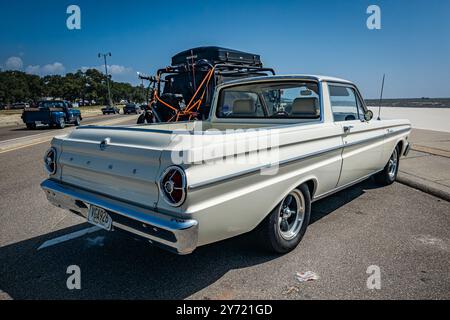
0, 114, 132, 142
0, 131, 448, 299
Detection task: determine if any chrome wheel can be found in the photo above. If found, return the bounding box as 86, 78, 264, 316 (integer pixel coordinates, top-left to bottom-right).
277, 190, 305, 240
388, 148, 398, 179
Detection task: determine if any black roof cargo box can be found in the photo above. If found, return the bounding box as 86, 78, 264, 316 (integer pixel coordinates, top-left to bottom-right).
171, 46, 262, 67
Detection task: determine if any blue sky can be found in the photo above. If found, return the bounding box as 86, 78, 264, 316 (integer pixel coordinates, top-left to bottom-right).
0, 0, 449, 98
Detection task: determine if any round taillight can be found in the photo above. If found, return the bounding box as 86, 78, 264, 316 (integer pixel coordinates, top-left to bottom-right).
159, 166, 186, 207
44, 147, 57, 174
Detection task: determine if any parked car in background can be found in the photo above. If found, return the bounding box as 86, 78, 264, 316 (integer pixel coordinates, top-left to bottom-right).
22, 100, 82, 129
41, 75, 411, 255
12, 102, 30, 109
123, 104, 142, 114
101, 105, 120, 115
77, 100, 89, 106
139, 104, 148, 111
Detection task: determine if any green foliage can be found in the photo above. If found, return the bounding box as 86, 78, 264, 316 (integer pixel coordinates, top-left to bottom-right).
0, 69, 145, 105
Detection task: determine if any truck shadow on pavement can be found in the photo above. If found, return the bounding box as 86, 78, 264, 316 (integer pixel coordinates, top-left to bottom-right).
0, 178, 380, 299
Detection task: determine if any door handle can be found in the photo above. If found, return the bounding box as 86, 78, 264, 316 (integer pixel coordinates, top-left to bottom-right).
343, 125, 354, 133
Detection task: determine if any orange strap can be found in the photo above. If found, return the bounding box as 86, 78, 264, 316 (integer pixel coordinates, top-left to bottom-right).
154, 67, 215, 122
185, 67, 215, 113
154, 90, 179, 112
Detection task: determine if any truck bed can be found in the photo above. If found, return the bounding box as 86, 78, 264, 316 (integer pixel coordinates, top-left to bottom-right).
114, 117, 320, 133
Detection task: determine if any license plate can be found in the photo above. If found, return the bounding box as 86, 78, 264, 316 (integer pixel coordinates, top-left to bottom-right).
88, 205, 112, 231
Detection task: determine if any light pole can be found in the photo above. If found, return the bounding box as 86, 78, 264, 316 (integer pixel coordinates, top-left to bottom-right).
98, 52, 112, 106
137, 72, 147, 104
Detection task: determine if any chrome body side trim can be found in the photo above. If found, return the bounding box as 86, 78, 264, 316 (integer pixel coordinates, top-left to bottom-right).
41, 179, 198, 254
188, 127, 411, 190
343, 127, 410, 148
187, 143, 342, 191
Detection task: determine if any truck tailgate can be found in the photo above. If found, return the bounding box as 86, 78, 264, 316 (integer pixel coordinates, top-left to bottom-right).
22, 109, 51, 122
58, 126, 173, 208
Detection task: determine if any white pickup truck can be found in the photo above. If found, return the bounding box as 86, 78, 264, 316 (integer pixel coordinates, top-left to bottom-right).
41, 75, 411, 254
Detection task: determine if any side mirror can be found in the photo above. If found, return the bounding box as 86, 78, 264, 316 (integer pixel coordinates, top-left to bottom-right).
364, 109, 373, 122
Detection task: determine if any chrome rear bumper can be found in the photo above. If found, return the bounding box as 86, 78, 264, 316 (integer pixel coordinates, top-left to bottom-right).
41, 179, 198, 254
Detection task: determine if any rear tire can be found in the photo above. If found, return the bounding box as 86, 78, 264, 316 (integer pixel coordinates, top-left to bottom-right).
374, 145, 400, 185
74, 116, 81, 126
137, 114, 146, 124
26, 123, 36, 130
56, 118, 65, 129
258, 184, 311, 254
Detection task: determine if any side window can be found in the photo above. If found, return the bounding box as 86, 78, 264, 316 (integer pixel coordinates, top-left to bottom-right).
329, 85, 360, 122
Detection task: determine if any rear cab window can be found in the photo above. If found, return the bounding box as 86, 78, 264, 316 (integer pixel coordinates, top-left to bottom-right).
216, 81, 321, 119
39, 101, 66, 109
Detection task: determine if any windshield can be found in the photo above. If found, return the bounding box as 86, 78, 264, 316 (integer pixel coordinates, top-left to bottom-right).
216, 81, 320, 119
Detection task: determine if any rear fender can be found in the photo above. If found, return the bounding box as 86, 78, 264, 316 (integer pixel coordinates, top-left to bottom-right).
51, 111, 65, 123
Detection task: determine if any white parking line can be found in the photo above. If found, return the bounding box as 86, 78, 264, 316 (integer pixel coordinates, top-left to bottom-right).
0, 131, 53, 144
0, 115, 137, 154
37, 226, 101, 250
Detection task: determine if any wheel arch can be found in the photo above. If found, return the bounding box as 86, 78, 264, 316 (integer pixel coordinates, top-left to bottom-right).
51, 111, 65, 123
397, 139, 404, 153
255, 175, 318, 229
302, 179, 317, 199
392, 137, 408, 157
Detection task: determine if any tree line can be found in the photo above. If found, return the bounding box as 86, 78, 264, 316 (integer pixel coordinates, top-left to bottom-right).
0, 69, 145, 105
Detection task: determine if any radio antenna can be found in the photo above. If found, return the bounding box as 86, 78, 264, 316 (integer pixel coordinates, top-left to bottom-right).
377, 74, 385, 120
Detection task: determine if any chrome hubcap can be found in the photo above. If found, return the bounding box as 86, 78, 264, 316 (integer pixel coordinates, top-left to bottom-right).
277, 190, 305, 240
388, 148, 398, 179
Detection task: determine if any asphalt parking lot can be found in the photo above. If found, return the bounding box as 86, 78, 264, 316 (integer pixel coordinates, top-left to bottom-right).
0, 125, 449, 300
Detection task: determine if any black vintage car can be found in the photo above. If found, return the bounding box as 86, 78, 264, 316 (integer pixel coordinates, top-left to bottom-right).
137, 46, 275, 124
123, 104, 141, 114
101, 105, 120, 115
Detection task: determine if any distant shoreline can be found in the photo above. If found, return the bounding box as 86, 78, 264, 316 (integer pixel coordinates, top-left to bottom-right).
365, 98, 450, 108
